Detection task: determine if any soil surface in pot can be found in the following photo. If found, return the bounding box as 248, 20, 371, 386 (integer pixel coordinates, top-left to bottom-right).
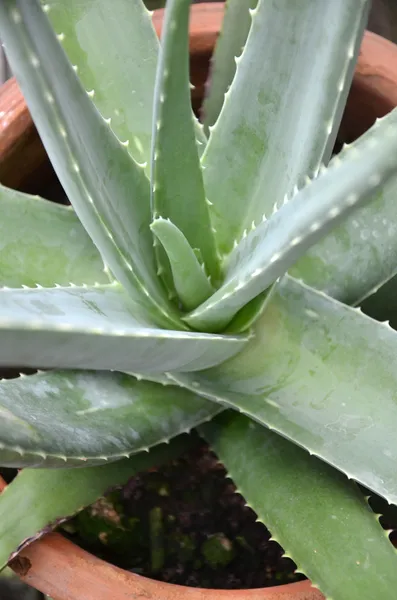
61, 441, 304, 589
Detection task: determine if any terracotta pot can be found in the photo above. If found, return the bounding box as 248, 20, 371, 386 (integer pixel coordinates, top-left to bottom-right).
1, 3, 397, 600
0, 477, 319, 600
0, 77, 63, 199
9, 533, 320, 600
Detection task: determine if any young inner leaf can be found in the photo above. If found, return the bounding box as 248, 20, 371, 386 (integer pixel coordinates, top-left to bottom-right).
150, 218, 214, 312
150, 0, 221, 290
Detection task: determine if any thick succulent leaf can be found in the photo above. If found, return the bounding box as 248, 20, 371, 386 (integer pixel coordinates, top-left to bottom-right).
42, 0, 206, 166
150, 218, 214, 311
151, 0, 219, 286
41, 0, 158, 166
0, 370, 221, 468
202, 0, 369, 256
172, 276, 397, 505
126, 371, 173, 386
222, 290, 271, 334
185, 114, 397, 331
291, 118, 397, 307
0, 434, 195, 568
201, 412, 397, 600
0, 0, 181, 329
0, 186, 108, 288
202, 0, 258, 132
0, 284, 246, 373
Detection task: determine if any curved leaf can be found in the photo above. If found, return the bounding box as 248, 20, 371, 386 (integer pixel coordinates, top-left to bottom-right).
0, 434, 195, 568
42, 0, 206, 165
172, 276, 397, 505
42, 0, 160, 165
202, 0, 258, 133
291, 114, 397, 307
0, 0, 182, 329
0, 284, 246, 373
151, 0, 219, 285
186, 113, 397, 331
0, 370, 221, 467
201, 412, 397, 600
0, 186, 108, 288
150, 218, 214, 311
202, 0, 369, 256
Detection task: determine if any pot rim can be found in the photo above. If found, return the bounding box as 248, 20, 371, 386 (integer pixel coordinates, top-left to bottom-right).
10, 531, 322, 600
1, 3, 397, 599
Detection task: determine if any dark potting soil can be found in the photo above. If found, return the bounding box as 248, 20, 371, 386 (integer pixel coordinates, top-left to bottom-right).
61, 441, 303, 589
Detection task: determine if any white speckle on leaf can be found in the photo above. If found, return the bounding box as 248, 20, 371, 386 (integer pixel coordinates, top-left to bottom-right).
10, 8, 22, 23
30, 54, 40, 68
328, 207, 340, 219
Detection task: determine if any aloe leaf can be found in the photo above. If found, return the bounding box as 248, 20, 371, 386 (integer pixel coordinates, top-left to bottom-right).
151, 0, 219, 286
201, 412, 397, 600
185, 114, 397, 331
0, 0, 181, 329
202, 0, 258, 132
42, 0, 206, 166
222, 291, 270, 334
0, 284, 246, 373
150, 218, 214, 311
0, 370, 221, 468
291, 127, 397, 309
172, 275, 397, 505
202, 0, 369, 256
0, 433, 195, 568
0, 186, 108, 288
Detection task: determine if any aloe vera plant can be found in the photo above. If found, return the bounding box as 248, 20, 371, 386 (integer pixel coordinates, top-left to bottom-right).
1, 0, 397, 597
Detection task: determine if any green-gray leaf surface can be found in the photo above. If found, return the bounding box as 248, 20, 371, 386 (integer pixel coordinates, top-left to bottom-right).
186, 112, 397, 331
0, 0, 182, 329
42, 0, 206, 166
202, 0, 369, 256
291, 116, 397, 306
0, 186, 108, 288
0, 285, 246, 373
0, 434, 196, 568
202, 0, 258, 132
0, 370, 221, 467
201, 412, 397, 600
172, 276, 397, 505
150, 218, 214, 311
151, 0, 219, 285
